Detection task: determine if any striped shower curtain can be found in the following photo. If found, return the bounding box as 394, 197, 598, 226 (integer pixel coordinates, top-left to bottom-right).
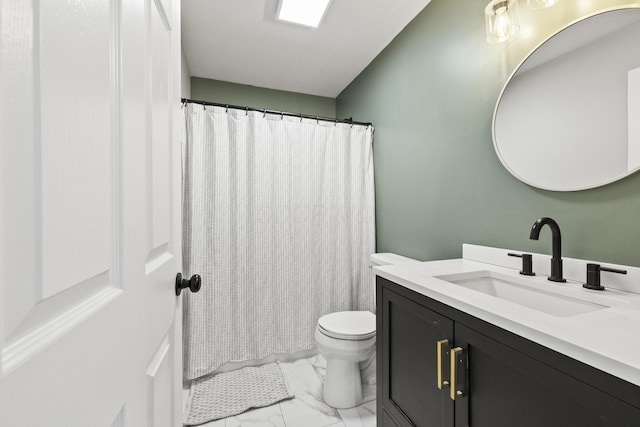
181, 103, 375, 380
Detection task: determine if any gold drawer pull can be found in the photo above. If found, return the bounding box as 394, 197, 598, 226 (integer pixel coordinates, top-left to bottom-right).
450, 347, 464, 400
436, 339, 450, 389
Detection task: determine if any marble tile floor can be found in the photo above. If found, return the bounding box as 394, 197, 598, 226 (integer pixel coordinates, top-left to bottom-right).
183, 355, 376, 427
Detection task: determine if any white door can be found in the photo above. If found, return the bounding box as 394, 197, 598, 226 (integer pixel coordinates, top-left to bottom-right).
0, 0, 184, 425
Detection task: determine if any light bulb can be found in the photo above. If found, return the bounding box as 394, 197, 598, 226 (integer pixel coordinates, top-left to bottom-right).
527, 0, 560, 10
493, 6, 512, 41
485, 0, 520, 43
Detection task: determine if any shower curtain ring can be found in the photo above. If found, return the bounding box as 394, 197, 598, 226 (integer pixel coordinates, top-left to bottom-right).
299, 113, 303, 122
280, 112, 284, 120
316, 116, 319, 124
245, 107, 249, 115
225, 105, 229, 113
263, 109, 267, 117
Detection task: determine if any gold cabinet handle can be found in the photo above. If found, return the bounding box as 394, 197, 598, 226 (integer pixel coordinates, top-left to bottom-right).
436, 339, 450, 389
450, 347, 464, 400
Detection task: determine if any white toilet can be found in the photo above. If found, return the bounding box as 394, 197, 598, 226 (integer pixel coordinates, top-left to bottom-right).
315, 253, 418, 409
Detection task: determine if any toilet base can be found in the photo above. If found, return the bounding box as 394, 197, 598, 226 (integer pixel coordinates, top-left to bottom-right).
323, 358, 363, 409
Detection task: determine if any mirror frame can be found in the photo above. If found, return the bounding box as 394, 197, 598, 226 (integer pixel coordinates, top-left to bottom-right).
492, 5, 640, 191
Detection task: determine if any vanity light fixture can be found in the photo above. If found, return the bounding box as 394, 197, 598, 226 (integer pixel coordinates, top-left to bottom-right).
277, 0, 331, 28
527, 0, 560, 9
485, 0, 520, 43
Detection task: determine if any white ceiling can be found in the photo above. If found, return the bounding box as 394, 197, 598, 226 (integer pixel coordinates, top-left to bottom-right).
181, 0, 432, 98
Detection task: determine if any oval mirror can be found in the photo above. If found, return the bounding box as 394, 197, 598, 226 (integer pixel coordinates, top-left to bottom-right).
493, 7, 640, 191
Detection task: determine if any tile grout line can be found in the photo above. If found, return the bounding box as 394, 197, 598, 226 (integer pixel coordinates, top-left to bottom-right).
278, 402, 287, 427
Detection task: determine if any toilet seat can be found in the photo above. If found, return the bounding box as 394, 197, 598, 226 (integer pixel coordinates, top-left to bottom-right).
318, 311, 376, 340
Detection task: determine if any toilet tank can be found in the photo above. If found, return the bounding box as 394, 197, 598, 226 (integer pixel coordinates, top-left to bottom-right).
370, 253, 418, 310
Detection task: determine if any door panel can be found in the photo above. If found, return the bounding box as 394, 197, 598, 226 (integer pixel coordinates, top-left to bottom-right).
455, 324, 640, 427
3, 0, 121, 378
147, 334, 175, 427
148, 0, 173, 259
40, 0, 114, 299
0, 0, 182, 425
379, 281, 454, 427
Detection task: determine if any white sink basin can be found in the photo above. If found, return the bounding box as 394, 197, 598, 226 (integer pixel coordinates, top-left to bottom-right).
435, 270, 621, 317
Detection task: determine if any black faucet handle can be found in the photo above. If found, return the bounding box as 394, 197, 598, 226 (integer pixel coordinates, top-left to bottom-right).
600, 265, 628, 275
508, 253, 535, 276
583, 263, 627, 291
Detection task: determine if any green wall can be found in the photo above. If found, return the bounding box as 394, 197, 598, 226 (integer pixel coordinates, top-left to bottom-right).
191, 77, 336, 118
337, 0, 640, 266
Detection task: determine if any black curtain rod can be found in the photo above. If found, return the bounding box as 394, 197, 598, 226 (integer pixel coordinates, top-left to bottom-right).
181, 98, 372, 128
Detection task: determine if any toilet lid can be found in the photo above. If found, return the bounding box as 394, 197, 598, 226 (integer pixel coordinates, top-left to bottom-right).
317, 311, 376, 340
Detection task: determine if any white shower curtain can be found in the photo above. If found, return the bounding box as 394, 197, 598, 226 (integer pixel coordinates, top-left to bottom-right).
181, 103, 375, 380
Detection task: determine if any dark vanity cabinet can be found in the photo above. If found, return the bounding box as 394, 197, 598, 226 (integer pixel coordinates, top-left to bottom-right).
377, 277, 640, 427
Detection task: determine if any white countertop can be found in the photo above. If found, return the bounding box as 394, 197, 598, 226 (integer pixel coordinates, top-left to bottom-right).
373, 245, 640, 387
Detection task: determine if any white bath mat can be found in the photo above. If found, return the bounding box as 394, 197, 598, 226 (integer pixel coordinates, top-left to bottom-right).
184, 362, 293, 426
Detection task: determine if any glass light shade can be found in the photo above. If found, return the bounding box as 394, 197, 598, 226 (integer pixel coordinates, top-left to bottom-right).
527, 0, 561, 9
485, 0, 520, 43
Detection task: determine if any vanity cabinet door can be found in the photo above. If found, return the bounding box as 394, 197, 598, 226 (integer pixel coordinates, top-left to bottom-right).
379, 282, 454, 427
454, 323, 640, 427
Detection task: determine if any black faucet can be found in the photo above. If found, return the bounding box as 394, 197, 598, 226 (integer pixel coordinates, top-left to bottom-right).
529, 217, 566, 282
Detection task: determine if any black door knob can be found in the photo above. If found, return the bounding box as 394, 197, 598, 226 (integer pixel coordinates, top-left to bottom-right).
175, 273, 201, 296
